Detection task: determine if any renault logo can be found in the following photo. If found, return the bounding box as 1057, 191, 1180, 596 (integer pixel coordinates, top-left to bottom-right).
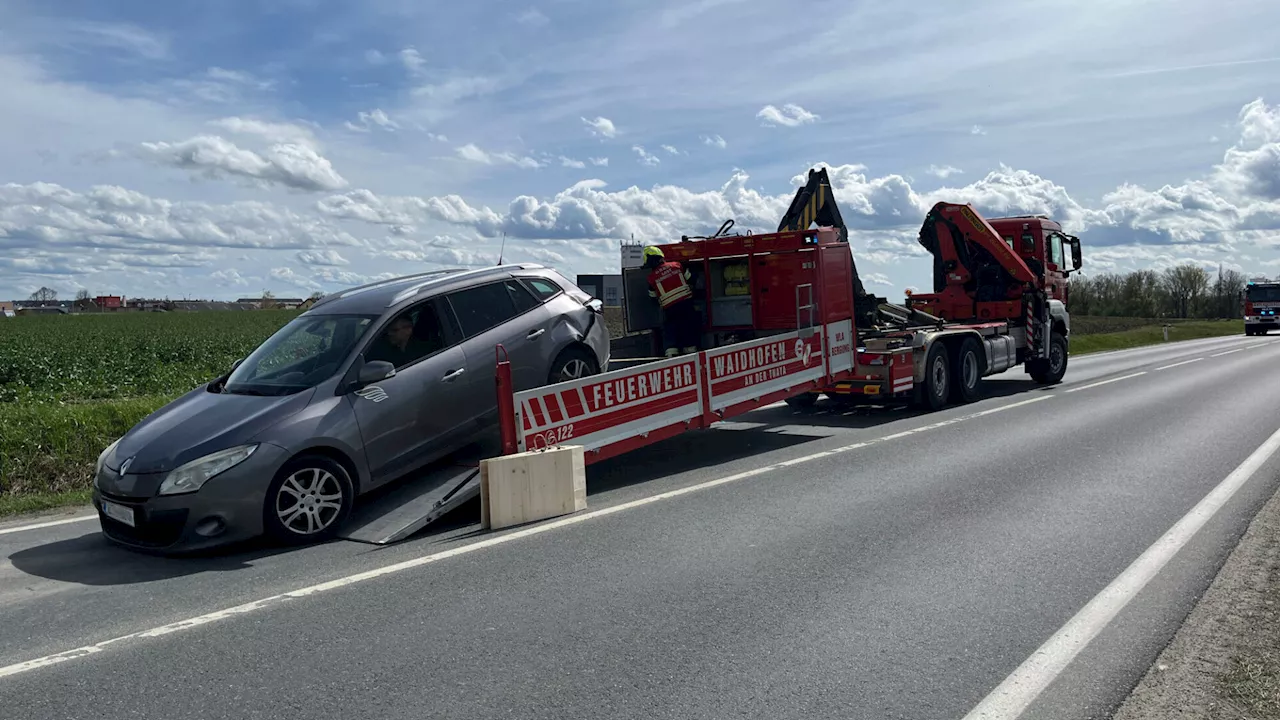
119, 457, 134, 475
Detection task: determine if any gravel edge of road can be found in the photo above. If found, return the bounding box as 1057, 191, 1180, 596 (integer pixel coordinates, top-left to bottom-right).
1111, 478, 1280, 719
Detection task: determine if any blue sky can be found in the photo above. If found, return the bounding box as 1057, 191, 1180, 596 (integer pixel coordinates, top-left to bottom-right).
1, 0, 1279, 300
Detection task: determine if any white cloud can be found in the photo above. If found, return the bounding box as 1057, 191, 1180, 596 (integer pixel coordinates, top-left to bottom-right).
702, 134, 728, 149
344, 108, 399, 133
589, 157, 609, 167
863, 272, 894, 287
426, 132, 449, 142
211, 269, 251, 287
971, 125, 988, 136
136, 135, 348, 191
67, 22, 169, 60
632, 145, 661, 166
316, 188, 504, 236
210, 117, 317, 146
455, 143, 543, 169
516, 8, 550, 27
582, 116, 618, 138
757, 104, 819, 127
661, 144, 684, 156
165, 67, 275, 105
269, 267, 322, 291
296, 249, 350, 266
926, 164, 963, 178
560, 156, 586, 169
0, 182, 363, 253
399, 48, 426, 74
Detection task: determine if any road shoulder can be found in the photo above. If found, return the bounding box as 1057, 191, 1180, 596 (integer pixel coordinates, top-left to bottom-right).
1112, 479, 1280, 719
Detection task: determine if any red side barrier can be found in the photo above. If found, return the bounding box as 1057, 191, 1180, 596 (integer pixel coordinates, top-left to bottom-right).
495, 344, 518, 456
494, 322, 863, 464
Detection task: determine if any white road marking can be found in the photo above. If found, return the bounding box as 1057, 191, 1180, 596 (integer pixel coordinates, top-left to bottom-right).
1155, 358, 1204, 371
962, 424, 1280, 720
1245, 343, 1269, 350
0, 514, 96, 537
1211, 348, 1243, 357
0, 394, 1053, 681
1063, 372, 1147, 394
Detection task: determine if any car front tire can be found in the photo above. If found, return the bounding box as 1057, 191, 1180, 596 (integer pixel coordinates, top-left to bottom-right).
263, 454, 354, 545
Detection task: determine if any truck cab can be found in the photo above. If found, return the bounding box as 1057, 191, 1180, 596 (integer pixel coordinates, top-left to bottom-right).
987, 215, 1083, 306
1243, 281, 1280, 336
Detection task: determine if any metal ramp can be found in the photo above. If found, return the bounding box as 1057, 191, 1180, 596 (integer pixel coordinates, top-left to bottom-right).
338, 455, 484, 545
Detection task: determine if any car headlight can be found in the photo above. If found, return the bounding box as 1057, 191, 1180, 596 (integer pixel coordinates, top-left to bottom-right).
96, 438, 121, 476
158, 445, 258, 496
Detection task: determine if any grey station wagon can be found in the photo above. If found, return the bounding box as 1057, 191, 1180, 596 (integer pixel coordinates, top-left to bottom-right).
92, 264, 610, 552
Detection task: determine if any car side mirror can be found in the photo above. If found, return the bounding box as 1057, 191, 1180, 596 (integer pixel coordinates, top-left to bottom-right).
1068, 237, 1082, 273
585, 298, 604, 314
357, 360, 396, 386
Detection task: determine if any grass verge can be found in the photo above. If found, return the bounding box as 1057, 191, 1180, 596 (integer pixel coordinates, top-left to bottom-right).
0, 394, 171, 517
0, 489, 94, 518
1072, 319, 1244, 355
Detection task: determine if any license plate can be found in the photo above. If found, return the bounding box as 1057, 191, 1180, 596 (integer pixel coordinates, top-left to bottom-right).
101, 500, 136, 527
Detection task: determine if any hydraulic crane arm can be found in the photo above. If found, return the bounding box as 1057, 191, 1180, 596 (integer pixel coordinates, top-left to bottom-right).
917, 202, 1038, 293
778, 167, 867, 297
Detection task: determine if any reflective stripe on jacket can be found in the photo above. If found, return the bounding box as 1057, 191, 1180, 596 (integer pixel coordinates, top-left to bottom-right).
647, 261, 693, 308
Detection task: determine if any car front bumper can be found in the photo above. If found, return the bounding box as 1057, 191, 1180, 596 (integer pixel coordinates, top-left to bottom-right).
93, 443, 289, 553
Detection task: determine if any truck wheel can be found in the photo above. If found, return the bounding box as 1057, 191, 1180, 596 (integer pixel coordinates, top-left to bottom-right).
914, 343, 951, 411
785, 392, 819, 409
950, 337, 984, 404
1029, 333, 1068, 385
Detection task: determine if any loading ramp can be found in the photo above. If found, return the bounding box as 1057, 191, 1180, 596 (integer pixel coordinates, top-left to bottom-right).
338, 447, 488, 545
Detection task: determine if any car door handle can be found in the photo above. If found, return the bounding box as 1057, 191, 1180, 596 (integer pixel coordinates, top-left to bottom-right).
527, 328, 545, 339
442, 368, 465, 382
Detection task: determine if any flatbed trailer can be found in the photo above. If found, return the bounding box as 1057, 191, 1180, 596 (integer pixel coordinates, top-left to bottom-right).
495, 224, 1069, 463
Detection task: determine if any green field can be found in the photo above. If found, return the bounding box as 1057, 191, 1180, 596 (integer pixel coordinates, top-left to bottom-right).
0, 311, 299, 513
0, 310, 1252, 516
1071, 319, 1245, 354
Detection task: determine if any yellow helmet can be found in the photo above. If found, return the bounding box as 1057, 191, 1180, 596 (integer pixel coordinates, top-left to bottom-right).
642, 245, 664, 260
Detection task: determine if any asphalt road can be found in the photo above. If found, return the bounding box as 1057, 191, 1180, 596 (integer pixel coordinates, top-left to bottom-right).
3, 333, 1280, 719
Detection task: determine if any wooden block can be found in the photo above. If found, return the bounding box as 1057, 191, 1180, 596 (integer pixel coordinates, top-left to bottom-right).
479, 446, 587, 531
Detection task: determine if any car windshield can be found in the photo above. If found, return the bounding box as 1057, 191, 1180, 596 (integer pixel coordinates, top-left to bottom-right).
1246, 285, 1280, 303
223, 314, 377, 396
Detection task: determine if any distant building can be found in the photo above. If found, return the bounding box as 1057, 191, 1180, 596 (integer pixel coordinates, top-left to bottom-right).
94, 295, 124, 310
17, 305, 68, 316
576, 274, 623, 307
236, 297, 306, 309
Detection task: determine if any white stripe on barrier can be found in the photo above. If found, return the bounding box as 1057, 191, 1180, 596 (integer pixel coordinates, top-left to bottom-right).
514, 354, 704, 453
705, 329, 826, 413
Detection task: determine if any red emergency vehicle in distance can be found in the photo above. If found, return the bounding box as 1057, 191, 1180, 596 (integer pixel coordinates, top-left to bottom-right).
1243, 281, 1280, 336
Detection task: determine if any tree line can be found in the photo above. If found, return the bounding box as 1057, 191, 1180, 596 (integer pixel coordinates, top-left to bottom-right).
1068, 263, 1260, 319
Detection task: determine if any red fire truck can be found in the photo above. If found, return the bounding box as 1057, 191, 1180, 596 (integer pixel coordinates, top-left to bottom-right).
495, 168, 1083, 464
1243, 281, 1280, 336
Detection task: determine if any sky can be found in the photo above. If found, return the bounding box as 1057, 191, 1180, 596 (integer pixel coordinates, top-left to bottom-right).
1, 0, 1279, 301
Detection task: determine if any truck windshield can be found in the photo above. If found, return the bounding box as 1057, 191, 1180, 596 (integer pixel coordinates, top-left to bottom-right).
224, 314, 377, 396
1245, 286, 1280, 303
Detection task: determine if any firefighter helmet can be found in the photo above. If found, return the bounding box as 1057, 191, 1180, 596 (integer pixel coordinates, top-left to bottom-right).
642, 245, 664, 261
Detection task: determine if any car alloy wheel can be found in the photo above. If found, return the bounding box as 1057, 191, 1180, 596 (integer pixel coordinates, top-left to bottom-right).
275, 467, 345, 536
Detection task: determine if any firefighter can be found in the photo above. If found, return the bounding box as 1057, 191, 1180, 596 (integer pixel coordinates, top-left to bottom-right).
643, 245, 700, 357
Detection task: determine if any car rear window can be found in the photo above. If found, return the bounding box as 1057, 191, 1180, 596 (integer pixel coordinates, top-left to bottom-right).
447, 281, 538, 338
524, 277, 562, 301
